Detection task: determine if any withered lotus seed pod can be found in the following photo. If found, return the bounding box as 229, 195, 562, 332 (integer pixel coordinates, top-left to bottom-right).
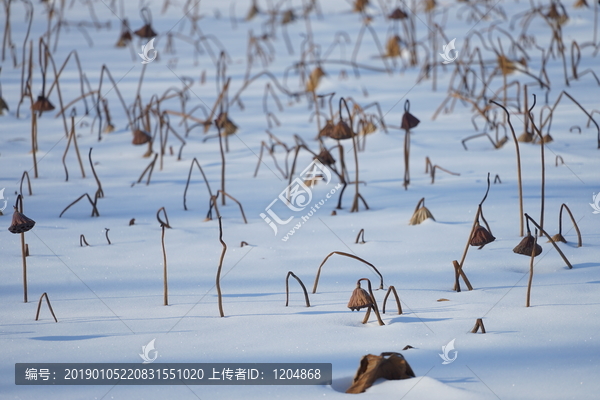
470, 223, 496, 248
347, 284, 373, 311
513, 233, 542, 257
132, 129, 152, 145
548, 233, 567, 244
388, 8, 408, 19
0, 96, 8, 114
400, 103, 421, 131
517, 131, 534, 143
331, 120, 355, 140
353, 0, 369, 12
314, 149, 336, 166
317, 120, 335, 139
134, 24, 157, 39
281, 9, 295, 24
31, 96, 55, 112
8, 208, 36, 234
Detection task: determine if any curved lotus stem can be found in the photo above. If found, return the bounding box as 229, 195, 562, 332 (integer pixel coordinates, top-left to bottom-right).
382, 286, 402, 315
285, 272, 310, 307
357, 278, 385, 326
313, 251, 383, 293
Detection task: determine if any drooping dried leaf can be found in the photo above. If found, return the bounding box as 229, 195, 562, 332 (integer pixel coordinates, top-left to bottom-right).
424, 0, 436, 12
132, 129, 152, 145
216, 112, 238, 136
409, 206, 434, 225
246, 2, 260, 20
498, 55, 517, 75
306, 67, 326, 92
385, 36, 401, 58
359, 120, 377, 135
330, 120, 355, 140
0, 96, 8, 114
574, 0, 588, 8
346, 353, 415, 394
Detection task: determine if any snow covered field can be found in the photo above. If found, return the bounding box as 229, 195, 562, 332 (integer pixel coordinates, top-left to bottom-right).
1, 0, 599, 399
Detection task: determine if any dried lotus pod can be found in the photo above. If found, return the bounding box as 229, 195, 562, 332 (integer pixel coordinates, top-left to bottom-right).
470, 223, 495, 248
0, 96, 8, 114
314, 148, 336, 166
409, 198, 434, 225
548, 233, 567, 244
388, 8, 408, 19
353, 0, 369, 12
134, 24, 157, 38
306, 67, 325, 92
115, 19, 133, 47
8, 208, 36, 234
281, 9, 295, 24
31, 95, 55, 112
385, 36, 401, 58
518, 131, 534, 143
246, 1, 260, 20
132, 129, 152, 145
348, 284, 373, 311
401, 109, 420, 131
331, 120, 355, 140
513, 233, 542, 257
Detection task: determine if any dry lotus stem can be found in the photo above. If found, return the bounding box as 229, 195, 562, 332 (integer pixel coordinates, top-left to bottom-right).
216, 217, 227, 317
355, 229, 366, 244
59, 193, 100, 218
285, 271, 310, 307
471, 318, 486, 333
10, 195, 31, 302
35, 293, 58, 323
206, 190, 248, 224
20, 171, 32, 196
409, 197, 434, 225
312, 251, 384, 293
452, 260, 473, 291
490, 100, 524, 236
526, 229, 538, 307
156, 207, 171, 229
348, 278, 384, 326
104, 228, 111, 245
80, 234, 89, 247
161, 224, 168, 306
382, 286, 402, 315
129, 219, 135, 226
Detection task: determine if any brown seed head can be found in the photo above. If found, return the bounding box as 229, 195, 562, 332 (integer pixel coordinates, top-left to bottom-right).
134, 24, 157, 38
8, 208, 36, 234
470, 224, 496, 247
513, 234, 543, 257
348, 284, 373, 311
